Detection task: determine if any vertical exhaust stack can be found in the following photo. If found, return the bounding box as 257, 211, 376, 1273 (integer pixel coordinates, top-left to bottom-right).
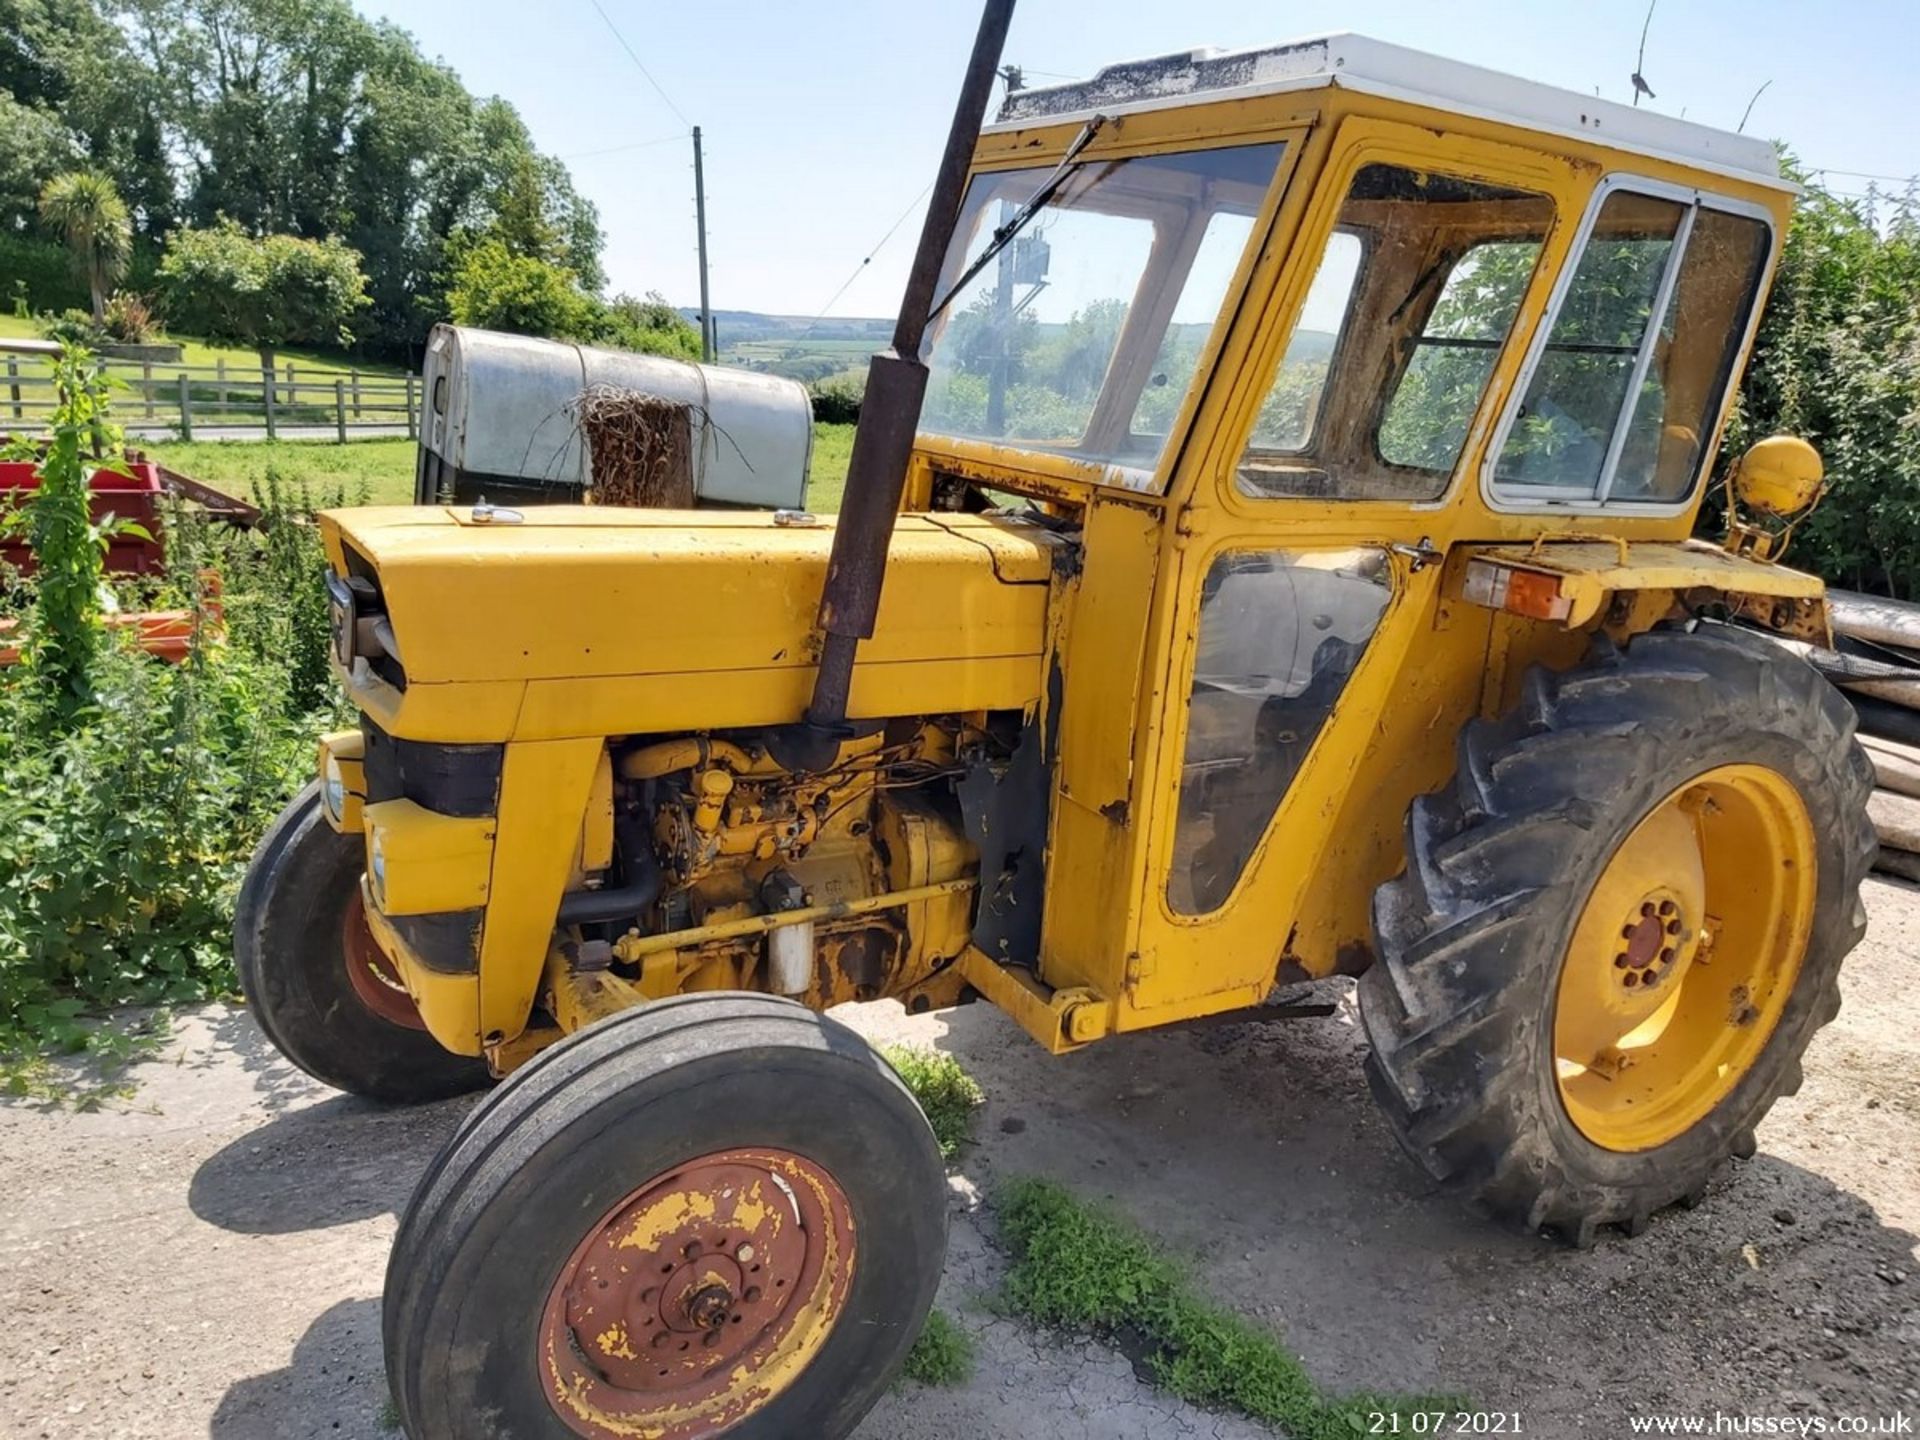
803, 0, 1017, 734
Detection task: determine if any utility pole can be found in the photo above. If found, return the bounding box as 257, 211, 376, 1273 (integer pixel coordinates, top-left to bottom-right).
692, 126, 714, 363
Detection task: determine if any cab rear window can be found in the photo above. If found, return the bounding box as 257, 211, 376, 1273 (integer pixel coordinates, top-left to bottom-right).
1488, 185, 1772, 507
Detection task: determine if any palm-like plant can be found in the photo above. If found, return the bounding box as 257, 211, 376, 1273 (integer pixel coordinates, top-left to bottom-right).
38, 172, 133, 325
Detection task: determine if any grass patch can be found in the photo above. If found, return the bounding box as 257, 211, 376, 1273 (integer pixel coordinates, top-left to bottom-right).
883, 1045, 984, 1159
141, 438, 417, 506
808, 421, 851, 512
997, 1179, 1464, 1438
901, 1308, 974, 1387
141, 425, 849, 514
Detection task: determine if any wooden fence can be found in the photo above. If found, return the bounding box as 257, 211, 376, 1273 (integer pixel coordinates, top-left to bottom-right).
1, 354, 421, 442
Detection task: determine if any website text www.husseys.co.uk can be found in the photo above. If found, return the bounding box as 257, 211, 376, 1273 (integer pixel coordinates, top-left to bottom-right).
1627, 1414, 1913, 1436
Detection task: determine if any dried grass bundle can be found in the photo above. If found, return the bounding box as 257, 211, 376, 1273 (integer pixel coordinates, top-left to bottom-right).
569, 385, 696, 508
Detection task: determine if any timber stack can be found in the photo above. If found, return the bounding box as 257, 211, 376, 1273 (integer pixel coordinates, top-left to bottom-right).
1791, 589, 1920, 881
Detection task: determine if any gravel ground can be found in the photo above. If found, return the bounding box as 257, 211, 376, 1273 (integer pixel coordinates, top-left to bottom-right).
1, 880, 1916, 1440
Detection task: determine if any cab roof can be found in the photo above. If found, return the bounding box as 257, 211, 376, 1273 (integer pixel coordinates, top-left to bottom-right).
991, 33, 1785, 190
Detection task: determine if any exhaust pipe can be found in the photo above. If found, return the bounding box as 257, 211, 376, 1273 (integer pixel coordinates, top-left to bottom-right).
803, 0, 1017, 735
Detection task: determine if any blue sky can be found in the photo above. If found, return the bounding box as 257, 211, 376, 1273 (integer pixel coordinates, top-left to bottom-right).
356, 0, 1919, 317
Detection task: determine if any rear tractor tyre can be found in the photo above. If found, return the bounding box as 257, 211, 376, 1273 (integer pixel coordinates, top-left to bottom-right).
233, 785, 489, 1103
383, 994, 949, 1440
1361, 624, 1873, 1244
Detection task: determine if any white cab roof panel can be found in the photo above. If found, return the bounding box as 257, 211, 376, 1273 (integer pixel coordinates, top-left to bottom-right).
991, 33, 1784, 188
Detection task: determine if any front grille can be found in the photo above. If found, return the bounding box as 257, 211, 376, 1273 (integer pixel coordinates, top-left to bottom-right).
360, 717, 503, 817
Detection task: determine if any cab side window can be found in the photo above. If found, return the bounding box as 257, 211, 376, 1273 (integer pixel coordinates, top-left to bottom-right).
1491, 188, 1772, 505
1236, 164, 1553, 502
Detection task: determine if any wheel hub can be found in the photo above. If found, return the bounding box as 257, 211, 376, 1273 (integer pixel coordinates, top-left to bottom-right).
540, 1148, 856, 1440
1614, 890, 1690, 991
341, 891, 426, 1031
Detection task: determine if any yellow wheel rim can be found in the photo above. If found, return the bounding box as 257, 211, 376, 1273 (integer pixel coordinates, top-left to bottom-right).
1553, 763, 1816, 1153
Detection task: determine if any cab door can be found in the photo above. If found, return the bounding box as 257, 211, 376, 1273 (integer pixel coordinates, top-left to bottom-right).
1124, 117, 1591, 1022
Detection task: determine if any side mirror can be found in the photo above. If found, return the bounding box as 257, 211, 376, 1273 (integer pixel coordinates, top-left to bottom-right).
1725, 435, 1825, 562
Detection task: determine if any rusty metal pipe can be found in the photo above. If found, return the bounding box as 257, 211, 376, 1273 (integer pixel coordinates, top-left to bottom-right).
805, 0, 1017, 731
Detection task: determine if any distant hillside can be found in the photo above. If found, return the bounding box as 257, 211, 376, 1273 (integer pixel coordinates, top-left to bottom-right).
681, 309, 892, 346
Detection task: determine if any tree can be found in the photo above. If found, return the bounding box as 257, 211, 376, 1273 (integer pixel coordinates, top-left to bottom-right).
1728, 174, 1920, 598
37, 171, 131, 322
0, 93, 77, 233
597, 292, 702, 360
4, 0, 606, 357
443, 236, 597, 341
155, 219, 371, 365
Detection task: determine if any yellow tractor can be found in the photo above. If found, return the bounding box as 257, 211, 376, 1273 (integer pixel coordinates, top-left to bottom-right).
235, 6, 1871, 1437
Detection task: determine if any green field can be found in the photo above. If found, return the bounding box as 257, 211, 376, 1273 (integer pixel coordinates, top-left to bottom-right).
145, 422, 855, 512
0, 313, 406, 378
142, 436, 420, 505
720, 336, 871, 386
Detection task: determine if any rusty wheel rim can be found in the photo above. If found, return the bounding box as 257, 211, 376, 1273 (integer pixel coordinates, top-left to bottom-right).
341, 891, 426, 1031
541, 1148, 857, 1440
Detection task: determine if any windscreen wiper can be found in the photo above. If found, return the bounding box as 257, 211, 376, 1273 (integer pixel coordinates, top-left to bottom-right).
926, 114, 1107, 324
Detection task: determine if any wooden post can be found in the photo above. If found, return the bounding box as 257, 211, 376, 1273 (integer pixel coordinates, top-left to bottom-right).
217, 357, 227, 412
285, 361, 295, 409
178, 374, 194, 442
263, 368, 278, 440
351, 369, 362, 419
142, 359, 155, 419
334, 378, 348, 444
405, 374, 418, 439
6, 358, 18, 421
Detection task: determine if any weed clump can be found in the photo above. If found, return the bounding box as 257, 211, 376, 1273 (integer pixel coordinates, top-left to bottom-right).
883, 1045, 984, 1159
901, 1308, 974, 1387
0, 348, 350, 1087
997, 1178, 1464, 1438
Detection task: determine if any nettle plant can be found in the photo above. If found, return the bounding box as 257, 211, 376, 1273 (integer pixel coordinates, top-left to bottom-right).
0, 345, 326, 1084
6, 349, 129, 713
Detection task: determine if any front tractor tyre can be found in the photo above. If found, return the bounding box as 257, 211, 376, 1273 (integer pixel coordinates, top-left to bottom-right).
1362, 625, 1874, 1244
233, 785, 489, 1103
382, 994, 950, 1440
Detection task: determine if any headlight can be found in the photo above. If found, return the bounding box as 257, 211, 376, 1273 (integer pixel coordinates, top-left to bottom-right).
323, 756, 347, 822
369, 829, 388, 901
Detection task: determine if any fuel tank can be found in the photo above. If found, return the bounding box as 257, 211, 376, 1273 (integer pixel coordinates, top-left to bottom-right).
414, 324, 814, 510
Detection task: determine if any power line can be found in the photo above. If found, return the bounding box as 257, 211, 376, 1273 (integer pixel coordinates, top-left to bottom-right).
1807, 166, 1919, 185
559, 132, 688, 162
582, 0, 692, 129
799, 181, 936, 334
